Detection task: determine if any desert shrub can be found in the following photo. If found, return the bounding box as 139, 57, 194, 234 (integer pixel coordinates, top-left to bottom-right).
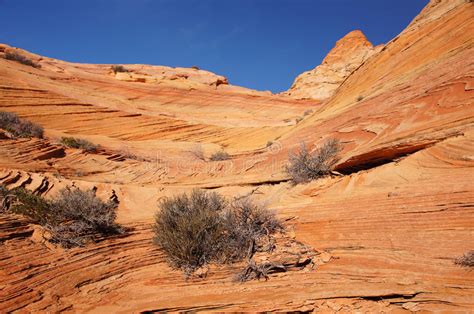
221, 197, 282, 262
11, 120, 44, 138
60, 136, 98, 152
0, 111, 20, 128
455, 251, 474, 268
3, 186, 121, 248
0, 111, 44, 138
153, 189, 227, 274
111, 65, 128, 73
266, 141, 273, 148
191, 65, 200, 70
295, 116, 303, 123
5, 51, 41, 68
357, 95, 364, 102
48, 188, 121, 247
286, 138, 342, 184
153, 190, 281, 276
303, 109, 313, 116
210, 150, 230, 161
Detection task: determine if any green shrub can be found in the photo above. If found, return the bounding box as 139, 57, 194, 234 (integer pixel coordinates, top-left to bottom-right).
60, 136, 98, 152
111, 65, 128, 73
286, 138, 342, 184
153, 190, 281, 276
5, 51, 41, 68
209, 150, 230, 161
8, 187, 53, 225
0, 111, 44, 138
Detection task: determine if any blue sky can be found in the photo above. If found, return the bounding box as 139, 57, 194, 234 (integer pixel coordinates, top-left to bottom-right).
0, 0, 428, 92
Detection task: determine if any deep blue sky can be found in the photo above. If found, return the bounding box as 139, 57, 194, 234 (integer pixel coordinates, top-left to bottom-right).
0, 0, 428, 92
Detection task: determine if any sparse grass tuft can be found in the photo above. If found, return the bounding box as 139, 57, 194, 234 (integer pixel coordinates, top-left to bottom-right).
5, 51, 41, 68
210, 150, 230, 161
0, 111, 44, 138
189, 144, 205, 161
286, 138, 342, 184
60, 137, 99, 153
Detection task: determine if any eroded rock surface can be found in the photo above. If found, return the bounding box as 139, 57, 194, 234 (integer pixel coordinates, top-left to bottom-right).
0, 0, 473, 312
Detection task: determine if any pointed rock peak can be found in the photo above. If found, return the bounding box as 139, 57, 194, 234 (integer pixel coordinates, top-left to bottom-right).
339, 30, 371, 42
322, 30, 374, 65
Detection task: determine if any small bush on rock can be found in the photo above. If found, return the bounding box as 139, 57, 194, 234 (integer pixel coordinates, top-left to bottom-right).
210, 150, 230, 161
286, 138, 342, 184
455, 251, 474, 268
111, 65, 128, 73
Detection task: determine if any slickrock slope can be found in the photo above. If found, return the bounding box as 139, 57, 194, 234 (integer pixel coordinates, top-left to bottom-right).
1, 0, 473, 312
284, 30, 383, 101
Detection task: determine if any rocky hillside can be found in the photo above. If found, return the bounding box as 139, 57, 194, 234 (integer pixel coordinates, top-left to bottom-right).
284, 30, 383, 101
0, 0, 473, 312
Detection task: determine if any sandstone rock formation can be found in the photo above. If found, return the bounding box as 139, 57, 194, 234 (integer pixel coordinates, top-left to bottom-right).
284, 30, 383, 101
0, 0, 473, 312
